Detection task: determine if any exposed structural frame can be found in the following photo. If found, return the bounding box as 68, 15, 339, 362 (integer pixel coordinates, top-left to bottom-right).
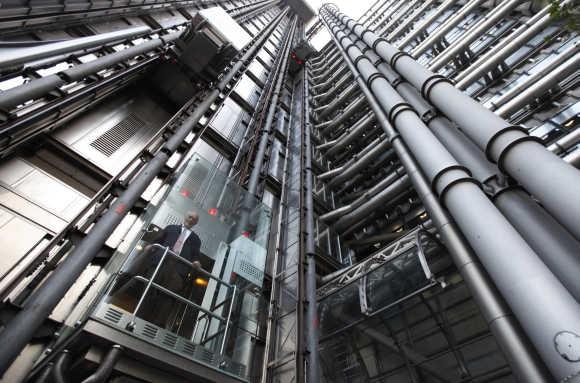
0, 7, 291, 376
319, 4, 580, 382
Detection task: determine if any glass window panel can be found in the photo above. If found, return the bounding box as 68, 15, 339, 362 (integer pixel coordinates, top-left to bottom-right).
95, 153, 272, 380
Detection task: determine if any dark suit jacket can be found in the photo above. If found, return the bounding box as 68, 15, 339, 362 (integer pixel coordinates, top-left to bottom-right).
152, 224, 201, 262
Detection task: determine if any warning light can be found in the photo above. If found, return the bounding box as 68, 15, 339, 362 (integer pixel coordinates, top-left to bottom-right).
194, 278, 208, 287
208, 208, 218, 216
180, 189, 191, 197
242, 231, 250, 238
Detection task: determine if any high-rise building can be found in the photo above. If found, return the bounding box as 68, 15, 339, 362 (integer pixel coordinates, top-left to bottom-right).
0, 0, 578, 382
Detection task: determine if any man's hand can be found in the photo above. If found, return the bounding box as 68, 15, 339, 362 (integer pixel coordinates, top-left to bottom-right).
192, 260, 202, 270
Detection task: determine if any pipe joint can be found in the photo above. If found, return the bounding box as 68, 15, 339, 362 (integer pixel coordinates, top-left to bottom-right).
351, 55, 369, 70
388, 102, 414, 125
389, 50, 412, 69
366, 71, 388, 89
432, 165, 480, 201
420, 109, 438, 124
481, 174, 517, 199
352, 22, 365, 31
485, 125, 543, 172
420, 74, 453, 103
344, 42, 358, 54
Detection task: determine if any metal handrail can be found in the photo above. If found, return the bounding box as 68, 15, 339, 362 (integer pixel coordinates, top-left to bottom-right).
119, 243, 237, 356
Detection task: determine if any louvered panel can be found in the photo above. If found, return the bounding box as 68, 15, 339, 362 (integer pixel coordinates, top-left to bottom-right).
89, 113, 144, 157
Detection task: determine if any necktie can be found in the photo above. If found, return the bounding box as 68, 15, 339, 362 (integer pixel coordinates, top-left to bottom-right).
172, 228, 189, 255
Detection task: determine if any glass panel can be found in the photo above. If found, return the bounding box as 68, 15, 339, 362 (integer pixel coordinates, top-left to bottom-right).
94, 153, 272, 381
318, 244, 434, 339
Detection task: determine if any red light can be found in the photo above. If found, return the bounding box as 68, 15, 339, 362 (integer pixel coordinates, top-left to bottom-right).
291, 52, 296, 58
180, 189, 190, 197
208, 208, 218, 216
242, 231, 250, 238
297, 59, 303, 65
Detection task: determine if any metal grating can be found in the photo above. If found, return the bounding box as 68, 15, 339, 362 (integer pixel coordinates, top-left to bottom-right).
194, 346, 215, 364
104, 307, 123, 324
181, 341, 196, 356
90, 113, 145, 157
162, 213, 181, 227
142, 323, 158, 339
238, 259, 264, 284
162, 332, 178, 347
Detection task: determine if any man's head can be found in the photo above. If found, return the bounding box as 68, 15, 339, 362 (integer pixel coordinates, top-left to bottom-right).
184, 211, 199, 229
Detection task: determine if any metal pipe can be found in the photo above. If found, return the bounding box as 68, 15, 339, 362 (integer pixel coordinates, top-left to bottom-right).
428, 0, 525, 71
372, 0, 409, 32
316, 84, 360, 119
410, 0, 487, 57
563, 147, 580, 167
247, 17, 296, 195
260, 77, 298, 382
345, 230, 407, 247
0, 26, 150, 72
334, 174, 411, 231
340, 10, 580, 241
378, 63, 580, 300
312, 69, 350, 96
376, 0, 421, 35
363, 0, 399, 27
454, 0, 566, 89
381, 0, 424, 36
322, 13, 549, 381
369, 0, 405, 28
397, 0, 458, 48
494, 43, 580, 117
33, 363, 53, 383
324, 9, 569, 381
51, 351, 70, 383
387, 0, 441, 42
0, 8, 289, 376
0, 32, 181, 112
81, 345, 123, 383
311, 59, 344, 83
325, 113, 375, 155
320, 95, 367, 135
318, 166, 343, 181
328, 138, 393, 187
315, 139, 338, 151
310, 52, 342, 77
303, 67, 320, 383
548, 128, 580, 155
319, 205, 353, 222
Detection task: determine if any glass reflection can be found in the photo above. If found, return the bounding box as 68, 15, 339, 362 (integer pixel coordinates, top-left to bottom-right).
95, 153, 272, 380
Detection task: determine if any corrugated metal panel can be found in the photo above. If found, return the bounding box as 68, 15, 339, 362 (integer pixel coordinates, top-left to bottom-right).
90, 113, 144, 157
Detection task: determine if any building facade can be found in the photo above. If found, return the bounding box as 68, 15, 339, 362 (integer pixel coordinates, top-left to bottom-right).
0, 0, 578, 382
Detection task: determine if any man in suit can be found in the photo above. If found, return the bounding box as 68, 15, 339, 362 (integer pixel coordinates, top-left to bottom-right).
145, 210, 203, 277
110, 211, 203, 329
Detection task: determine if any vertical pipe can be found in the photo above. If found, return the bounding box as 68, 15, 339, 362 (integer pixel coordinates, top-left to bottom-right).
410, 0, 487, 57
81, 345, 123, 383
303, 67, 320, 383
0, 8, 289, 376
322, 17, 548, 381
454, 0, 569, 89
376, 64, 580, 300
247, 17, 296, 195
322, 9, 575, 381
338, 10, 580, 241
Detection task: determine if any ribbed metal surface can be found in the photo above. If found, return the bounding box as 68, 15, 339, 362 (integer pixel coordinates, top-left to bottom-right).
90, 113, 144, 157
